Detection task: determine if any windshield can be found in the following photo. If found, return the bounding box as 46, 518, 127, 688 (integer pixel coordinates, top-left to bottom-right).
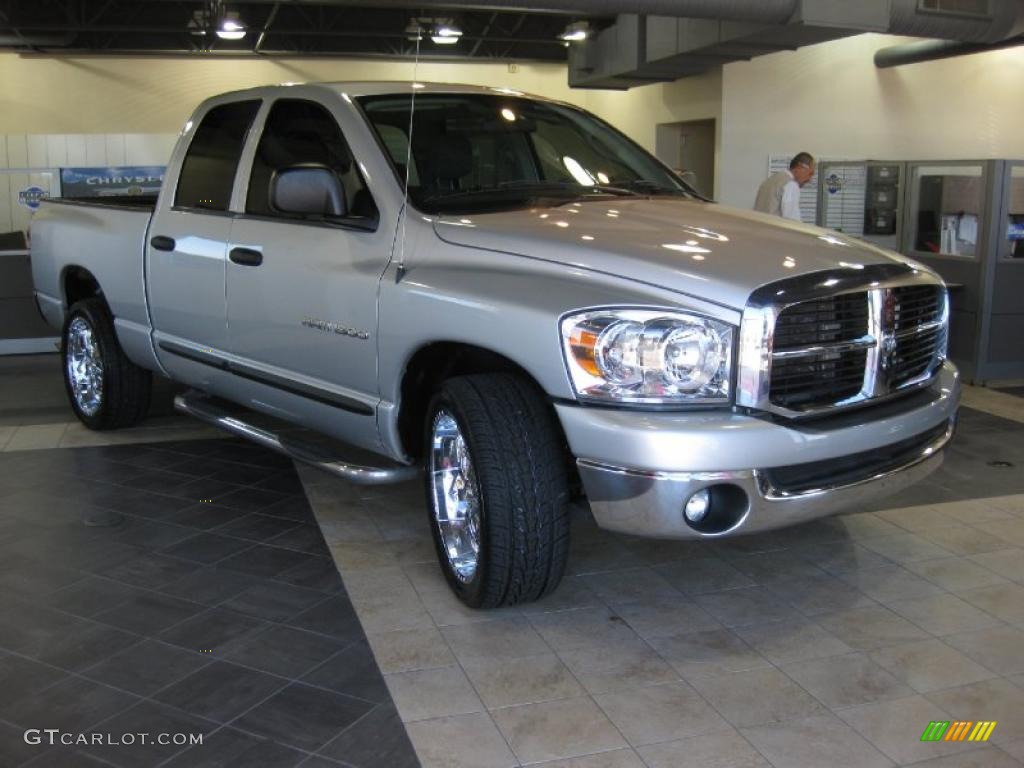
357, 93, 697, 214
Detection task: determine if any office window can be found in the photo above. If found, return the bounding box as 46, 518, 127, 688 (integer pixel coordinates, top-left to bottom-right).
911, 164, 984, 258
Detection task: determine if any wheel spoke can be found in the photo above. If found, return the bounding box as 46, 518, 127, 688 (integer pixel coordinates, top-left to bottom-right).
429, 410, 482, 583
66, 316, 104, 417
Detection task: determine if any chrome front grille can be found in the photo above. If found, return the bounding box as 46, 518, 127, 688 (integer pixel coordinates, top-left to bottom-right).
770, 293, 870, 409
889, 285, 945, 387
737, 270, 948, 418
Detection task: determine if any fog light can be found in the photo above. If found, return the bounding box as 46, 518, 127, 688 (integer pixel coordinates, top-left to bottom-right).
684, 489, 710, 523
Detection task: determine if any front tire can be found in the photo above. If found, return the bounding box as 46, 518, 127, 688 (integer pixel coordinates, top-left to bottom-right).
424, 373, 570, 608
62, 297, 151, 430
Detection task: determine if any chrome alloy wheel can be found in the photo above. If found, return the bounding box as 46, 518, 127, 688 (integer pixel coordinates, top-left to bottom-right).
429, 409, 482, 583
66, 316, 104, 416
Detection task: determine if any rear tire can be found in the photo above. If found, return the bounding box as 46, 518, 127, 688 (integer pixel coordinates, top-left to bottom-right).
424, 373, 570, 608
62, 297, 152, 430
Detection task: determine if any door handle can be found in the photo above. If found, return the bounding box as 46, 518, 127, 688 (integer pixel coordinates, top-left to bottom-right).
150, 235, 175, 252
229, 247, 263, 267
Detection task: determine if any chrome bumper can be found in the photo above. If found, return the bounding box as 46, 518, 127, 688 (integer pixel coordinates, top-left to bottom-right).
566, 362, 960, 540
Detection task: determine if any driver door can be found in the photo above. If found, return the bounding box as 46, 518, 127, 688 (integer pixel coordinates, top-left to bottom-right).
225, 96, 390, 438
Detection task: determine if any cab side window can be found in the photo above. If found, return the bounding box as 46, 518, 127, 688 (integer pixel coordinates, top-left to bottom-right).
247, 99, 377, 222
175, 100, 260, 211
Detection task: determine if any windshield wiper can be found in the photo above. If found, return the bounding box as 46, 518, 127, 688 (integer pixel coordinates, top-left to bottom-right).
497, 180, 643, 196
421, 181, 641, 205
611, 179, 689, 196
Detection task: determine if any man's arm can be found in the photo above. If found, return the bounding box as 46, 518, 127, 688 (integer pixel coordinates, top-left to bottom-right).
780, 181, 802, 221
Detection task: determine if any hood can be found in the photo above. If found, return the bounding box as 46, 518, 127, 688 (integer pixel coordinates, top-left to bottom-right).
432, 198, 922, 309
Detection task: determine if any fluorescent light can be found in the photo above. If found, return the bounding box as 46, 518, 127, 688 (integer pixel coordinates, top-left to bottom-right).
559, 22, 589, 42
432, 24, 462, 44
217, 15, 246, 40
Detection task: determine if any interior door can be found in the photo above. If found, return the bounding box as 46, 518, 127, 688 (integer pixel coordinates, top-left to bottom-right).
147, 99, 261, 372
225, 97, 389, 421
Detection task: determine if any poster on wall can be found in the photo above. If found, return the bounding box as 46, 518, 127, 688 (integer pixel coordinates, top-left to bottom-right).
60, 166, 165, 198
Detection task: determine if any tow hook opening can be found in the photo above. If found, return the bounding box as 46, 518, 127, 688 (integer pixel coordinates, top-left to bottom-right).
682, 484, 749, 534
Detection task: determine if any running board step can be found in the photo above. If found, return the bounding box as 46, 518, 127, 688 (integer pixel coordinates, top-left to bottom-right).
174, 393, 420, 485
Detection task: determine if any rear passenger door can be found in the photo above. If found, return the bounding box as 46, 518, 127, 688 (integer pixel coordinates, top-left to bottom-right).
225, 96, 389, 420
148, 99, 260, 378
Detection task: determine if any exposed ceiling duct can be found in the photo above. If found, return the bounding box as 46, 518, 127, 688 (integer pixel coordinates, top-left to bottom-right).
359, 0, 801, 24
874, 34, 1024, 68
566, 0, 1024, 88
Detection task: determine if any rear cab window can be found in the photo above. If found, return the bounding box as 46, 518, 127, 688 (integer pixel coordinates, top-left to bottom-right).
175, 100, 261, 211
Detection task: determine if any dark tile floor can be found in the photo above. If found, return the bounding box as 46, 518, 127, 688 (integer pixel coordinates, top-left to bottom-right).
0, 437, 419, 768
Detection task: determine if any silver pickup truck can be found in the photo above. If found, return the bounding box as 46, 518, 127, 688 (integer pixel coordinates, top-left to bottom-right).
31, 82, 960, 607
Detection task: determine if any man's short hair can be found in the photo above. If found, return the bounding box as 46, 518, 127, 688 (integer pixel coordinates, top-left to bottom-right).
790, 152, 814, 170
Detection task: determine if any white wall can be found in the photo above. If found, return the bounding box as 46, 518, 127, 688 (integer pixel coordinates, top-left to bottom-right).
0, 54, 577, 135
719, 34, 1024, 209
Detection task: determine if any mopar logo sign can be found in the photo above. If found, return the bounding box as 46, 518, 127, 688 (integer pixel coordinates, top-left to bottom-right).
826, 173, 843, 195
18, 186, 47, 210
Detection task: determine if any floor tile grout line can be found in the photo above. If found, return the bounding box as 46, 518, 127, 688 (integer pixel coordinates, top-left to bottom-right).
0, 717, 125, 768
405, 576, 526, 767
311, 482, 1024, 765
35, 556, 340, 639
2, 422, 71, 453
3, 578, 376, 707
2, 626, 386, 766
11, 429, 1020, 765
27, 555, 343, 645
299, 461, 526, 768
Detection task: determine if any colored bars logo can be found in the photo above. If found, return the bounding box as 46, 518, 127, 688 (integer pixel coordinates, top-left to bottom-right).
921, 721, 997, 742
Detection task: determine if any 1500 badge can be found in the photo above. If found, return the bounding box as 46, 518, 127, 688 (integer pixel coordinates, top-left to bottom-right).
301, 317, 370, 340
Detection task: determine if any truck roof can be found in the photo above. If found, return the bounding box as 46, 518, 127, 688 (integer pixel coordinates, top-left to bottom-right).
210, 80, 550, 102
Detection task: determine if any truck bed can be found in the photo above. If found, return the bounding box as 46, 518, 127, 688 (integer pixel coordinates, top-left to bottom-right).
30, 197, 155, 360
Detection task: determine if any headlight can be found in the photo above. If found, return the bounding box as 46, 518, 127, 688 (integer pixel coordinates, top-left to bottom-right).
560, 309, 733, 405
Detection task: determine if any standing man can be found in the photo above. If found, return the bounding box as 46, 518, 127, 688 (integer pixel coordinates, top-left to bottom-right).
754, 152, 815, 222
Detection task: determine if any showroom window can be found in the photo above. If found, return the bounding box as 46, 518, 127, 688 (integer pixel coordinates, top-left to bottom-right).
175, 100, 261, 211
909, 163, 985, 258
246, 99, 376, 221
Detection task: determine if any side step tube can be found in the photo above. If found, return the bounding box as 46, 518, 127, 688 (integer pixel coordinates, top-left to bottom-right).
174, 393, 421, 485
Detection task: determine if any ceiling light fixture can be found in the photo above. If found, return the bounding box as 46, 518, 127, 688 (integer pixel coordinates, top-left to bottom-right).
216, 12, 246, 40
431, 23, 462, 44
559, 22, 589, 42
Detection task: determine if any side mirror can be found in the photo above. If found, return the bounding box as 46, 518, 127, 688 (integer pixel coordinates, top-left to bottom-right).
270, 164, 347, 218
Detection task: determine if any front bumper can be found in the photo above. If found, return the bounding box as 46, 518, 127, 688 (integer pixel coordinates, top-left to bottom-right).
560, 361, 960, 539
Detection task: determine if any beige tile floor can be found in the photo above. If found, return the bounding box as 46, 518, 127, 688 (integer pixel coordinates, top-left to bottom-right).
296, 386, 1024, 768
0, 416, 221, 452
